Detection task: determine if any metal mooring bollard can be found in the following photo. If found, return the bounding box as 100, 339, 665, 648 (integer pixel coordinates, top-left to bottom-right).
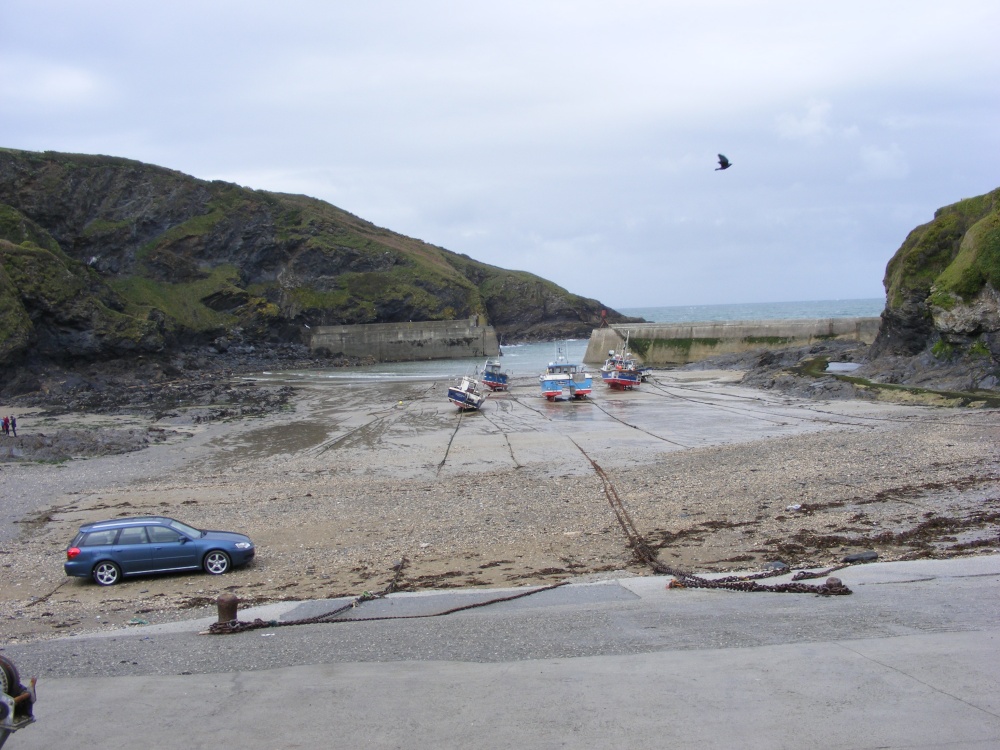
217, 593, 239, 623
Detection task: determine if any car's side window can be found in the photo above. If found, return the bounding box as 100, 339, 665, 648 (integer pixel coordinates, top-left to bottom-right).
147, 526, 183, 543
117, 526, 149, 545
81, 530, 118, 546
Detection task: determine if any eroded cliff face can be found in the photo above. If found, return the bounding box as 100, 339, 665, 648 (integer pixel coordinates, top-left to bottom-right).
868, 187, 1000, 391
932, 285, 1000, 337
0, 148, 638, 377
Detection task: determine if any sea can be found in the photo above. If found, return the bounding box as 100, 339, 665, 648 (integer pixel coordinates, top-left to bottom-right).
257, 298, 883, 384
618, 298, 883, 325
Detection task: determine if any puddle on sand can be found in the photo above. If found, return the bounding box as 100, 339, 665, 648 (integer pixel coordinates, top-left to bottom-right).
826, 362, 861, 373
207, 420, 333, 461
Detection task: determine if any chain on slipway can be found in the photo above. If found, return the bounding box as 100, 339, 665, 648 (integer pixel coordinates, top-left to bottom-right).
206, 559, 569, 635
569, 437, 852, 596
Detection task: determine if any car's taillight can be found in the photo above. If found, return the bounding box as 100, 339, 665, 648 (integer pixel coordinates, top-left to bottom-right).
66, 547, 81, 559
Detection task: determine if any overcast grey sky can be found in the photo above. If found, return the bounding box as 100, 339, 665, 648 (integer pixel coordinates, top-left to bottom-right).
2, 2, 998, 309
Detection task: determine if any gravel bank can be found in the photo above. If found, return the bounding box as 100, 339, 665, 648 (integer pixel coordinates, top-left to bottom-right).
1, 369, 997, 644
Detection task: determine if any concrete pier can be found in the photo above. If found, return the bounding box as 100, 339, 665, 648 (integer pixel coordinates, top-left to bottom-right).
309, 316, 499, 363
584, 317, 881, 366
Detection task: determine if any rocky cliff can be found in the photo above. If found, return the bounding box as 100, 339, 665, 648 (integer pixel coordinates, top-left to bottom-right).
0, 148, 638, 380
867, 187, 1000, 391
678, 188, 1000, 401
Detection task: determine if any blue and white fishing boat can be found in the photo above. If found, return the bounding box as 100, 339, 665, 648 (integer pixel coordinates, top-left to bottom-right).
448, 375, 487, 411
480, 358, 509, 391
539, 348, 592, 401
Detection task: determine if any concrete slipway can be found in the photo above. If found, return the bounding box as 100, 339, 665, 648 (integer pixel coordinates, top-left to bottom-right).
4, 555, 1000, 750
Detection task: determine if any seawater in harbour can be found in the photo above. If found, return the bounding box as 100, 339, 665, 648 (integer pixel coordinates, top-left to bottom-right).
247, 298, 883, 386
251, 339, 592, 386
225, 300, 884, 463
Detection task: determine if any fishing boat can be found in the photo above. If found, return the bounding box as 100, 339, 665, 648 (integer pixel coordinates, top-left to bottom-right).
599, 335, 649, 390
539, 348, 592, 401
447, 375, 487, 411
480, 358, 509, 391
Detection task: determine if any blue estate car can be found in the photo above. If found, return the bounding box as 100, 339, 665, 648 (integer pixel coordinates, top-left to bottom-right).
64, 516, 255, 586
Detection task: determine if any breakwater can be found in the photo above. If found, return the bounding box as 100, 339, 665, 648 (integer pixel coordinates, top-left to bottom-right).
584, 318, 881, 366
309, 316, 499, 362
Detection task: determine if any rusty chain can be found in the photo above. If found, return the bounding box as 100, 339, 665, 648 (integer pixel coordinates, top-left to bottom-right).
207, 558, 570, 635
573, 439, 853, 596
662, 568, 852, 596
208, 557, 408, 634
213, 431, 854, 637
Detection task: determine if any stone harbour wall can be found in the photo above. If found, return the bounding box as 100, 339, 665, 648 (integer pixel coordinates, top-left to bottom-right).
584, 318, 881, 366
309, 316, 500, 363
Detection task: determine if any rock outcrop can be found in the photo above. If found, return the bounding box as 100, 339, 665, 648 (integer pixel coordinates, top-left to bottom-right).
0, 148, 639, 384
865, 187, 1000, 391
681, 188, 1000, 399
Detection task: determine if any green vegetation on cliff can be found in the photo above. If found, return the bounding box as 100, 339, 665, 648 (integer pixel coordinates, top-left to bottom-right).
0, 250, 33, 359
0, 237, 163, 361
0, 147, 636, 367
883, 188, 1000, 309
873, 186, 1000, 365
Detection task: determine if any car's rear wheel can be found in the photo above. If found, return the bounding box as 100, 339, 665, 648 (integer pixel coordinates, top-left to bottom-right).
203, 550, 231, 575
93, 561, 121, 586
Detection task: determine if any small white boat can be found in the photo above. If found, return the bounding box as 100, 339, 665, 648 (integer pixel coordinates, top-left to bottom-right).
448, 375, 487, 411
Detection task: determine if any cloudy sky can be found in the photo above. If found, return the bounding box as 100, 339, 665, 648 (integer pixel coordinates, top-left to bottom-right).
2, 2, 998, 310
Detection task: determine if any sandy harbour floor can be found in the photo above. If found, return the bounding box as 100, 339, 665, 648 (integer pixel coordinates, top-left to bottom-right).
1, 368, 997, 644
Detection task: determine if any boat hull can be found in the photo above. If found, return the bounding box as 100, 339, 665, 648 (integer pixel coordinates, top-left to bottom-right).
482, 374, 509, 391
599, 341, 649, 389
481, 358, 509, 391
539, 348, 592, 401
448, 387, 484, 410
600, 369, 641, 389
540, 376, 567, 400
540, 375, 591, 400
448, 376, 486, 410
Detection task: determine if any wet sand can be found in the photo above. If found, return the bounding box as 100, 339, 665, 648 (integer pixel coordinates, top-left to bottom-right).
1, 369, 997, 643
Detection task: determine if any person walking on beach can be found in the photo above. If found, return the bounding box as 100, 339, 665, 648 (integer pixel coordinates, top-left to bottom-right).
1, 416, 8, 436
9, 415, 15, 437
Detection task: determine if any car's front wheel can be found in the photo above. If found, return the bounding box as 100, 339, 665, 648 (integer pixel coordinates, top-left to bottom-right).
203, 550, 231, 575
93, 561, 121, 586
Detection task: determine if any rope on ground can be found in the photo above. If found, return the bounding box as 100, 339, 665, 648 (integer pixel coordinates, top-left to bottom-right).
437, 408, 465, 473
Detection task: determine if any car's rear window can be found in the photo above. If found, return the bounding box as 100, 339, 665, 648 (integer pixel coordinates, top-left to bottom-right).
117, 526, 149, 544
80, 529, 119, 546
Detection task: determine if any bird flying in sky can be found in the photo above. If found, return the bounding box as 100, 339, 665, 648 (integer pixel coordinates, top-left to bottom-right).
715, 154, 731, 170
